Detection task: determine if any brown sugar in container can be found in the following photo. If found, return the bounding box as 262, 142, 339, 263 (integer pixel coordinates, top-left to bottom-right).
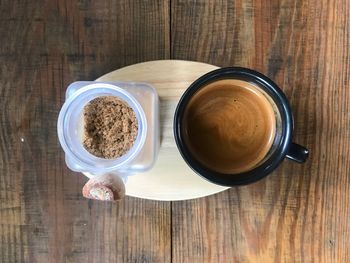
57, 82, 159, 199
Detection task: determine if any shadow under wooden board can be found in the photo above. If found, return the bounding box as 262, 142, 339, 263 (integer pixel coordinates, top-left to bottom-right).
94, 60, 229, 201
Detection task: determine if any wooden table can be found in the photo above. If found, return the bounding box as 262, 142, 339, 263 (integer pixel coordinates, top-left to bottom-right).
1, 0, 349, 262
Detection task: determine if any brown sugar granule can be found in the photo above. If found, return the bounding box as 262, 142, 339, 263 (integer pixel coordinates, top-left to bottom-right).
83, 96, 138, 159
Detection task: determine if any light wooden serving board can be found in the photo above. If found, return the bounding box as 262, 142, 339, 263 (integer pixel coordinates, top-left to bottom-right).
95, 60, 229, 201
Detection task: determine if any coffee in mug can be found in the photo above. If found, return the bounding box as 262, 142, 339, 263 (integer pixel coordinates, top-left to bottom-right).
174, 67, 308, 186
182, 79, 277, 174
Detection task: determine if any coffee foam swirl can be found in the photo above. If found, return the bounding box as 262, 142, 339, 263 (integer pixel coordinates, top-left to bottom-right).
183, 79, 276, 174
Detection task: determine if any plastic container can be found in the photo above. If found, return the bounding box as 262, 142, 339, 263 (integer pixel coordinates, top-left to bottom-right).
57, 81, 159, 182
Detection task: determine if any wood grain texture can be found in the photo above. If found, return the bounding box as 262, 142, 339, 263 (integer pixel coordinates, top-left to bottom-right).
171, 0, 350, 262
0, 1, 170, 262
1, 0, 350, 262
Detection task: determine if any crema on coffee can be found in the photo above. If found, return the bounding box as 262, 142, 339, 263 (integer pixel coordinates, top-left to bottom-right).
182, 79, 276, 174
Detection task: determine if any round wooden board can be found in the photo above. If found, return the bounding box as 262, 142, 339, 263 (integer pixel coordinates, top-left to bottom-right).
95, 60, 229, 201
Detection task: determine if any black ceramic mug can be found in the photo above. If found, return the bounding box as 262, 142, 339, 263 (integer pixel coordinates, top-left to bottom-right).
174, 67, 309, 186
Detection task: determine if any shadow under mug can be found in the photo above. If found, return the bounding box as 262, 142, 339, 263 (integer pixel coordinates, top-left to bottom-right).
173, 67, 309, 186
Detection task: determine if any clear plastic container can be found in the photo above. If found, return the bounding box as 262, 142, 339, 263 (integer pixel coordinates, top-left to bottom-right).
57, 81, 159, 182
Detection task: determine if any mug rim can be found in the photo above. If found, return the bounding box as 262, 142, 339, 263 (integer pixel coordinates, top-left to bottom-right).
173, 67, 293, 186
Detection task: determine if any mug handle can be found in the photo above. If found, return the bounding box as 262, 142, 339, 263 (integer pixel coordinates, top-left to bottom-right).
286, 143, 309, 163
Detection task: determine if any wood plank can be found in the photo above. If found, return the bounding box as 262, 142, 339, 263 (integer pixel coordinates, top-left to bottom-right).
0, 0, 170, 262
171, 0, 350, 262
